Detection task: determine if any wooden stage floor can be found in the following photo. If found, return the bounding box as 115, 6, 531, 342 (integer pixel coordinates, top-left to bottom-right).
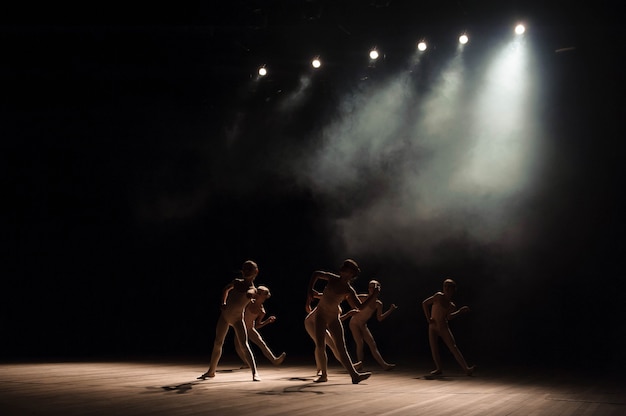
1, 356, 624, 415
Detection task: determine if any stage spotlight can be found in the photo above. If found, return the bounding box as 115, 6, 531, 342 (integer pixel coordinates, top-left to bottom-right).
417, 41, 427, 52
258, 66, 267, 76
459, 34, 469, 45
369, 49, 379, 60
515, 24, 526, 35
311, 57, 322, 68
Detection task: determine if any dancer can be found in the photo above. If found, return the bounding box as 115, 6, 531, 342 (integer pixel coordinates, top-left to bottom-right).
349, 279, 398, 370
304, 302, 359, 376
236, 285, 286, 367
199, 260, 260, 381
422, 278, 475, 376
305, 259, 380, 384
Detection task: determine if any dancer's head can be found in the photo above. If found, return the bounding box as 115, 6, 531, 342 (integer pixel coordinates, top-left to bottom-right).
368, 280, 381, 293
257, 285, 271, 298
443, 278, 457, 297
340, 259, 361, 279
242, 260, 259, 279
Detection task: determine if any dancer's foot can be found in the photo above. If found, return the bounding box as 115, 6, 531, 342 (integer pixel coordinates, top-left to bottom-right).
197, 371, 215, 380
316, 369, 322, 376
430, 369, 442, 376
382, 363, 396, 371
352, 372, 371, 384
466, 365, 476, 376
314, 375, 328, 383
274, 352, 286, 366
253, 373, 261, 382
353, 361, 363, 371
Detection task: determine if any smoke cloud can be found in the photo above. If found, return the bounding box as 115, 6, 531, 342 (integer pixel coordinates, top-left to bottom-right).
289, 40, 544, 264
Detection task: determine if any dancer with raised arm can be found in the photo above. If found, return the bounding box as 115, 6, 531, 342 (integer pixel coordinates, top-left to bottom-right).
236, 285, 286, 367
422, 278, 475, 376
305, 259, 380, 384
305, 302, 359, 376
349, 279, 398, 370
199, 260, 261, 381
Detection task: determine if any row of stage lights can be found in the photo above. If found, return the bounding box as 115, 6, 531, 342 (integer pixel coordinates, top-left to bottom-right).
257, 23, 527, 77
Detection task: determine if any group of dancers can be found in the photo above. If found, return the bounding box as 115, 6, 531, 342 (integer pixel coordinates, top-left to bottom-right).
198, 259, 474, 383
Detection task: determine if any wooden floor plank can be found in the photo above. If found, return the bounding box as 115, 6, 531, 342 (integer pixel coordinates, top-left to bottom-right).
1, 358, 623, 416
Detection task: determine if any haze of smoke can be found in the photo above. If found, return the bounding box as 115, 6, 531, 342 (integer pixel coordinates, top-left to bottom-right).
303, 73, 415, 198
296, 43, 542, 262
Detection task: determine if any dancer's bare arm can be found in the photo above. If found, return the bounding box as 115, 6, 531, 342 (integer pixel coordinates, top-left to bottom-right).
220, 282, 235, 309
448, 304, 470, 320
376, 301, 398, 322
422, 294, 435, 323
340, 308, 359, 321
348, 283, 380, 310
256, 308, 277, 328
305, 271, 334, 312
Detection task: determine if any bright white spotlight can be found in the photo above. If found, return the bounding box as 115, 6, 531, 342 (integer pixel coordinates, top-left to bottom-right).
258, 66, 267, 76
456, 28, 534, 196
311, 57, 321, 68
515, 24, 526, 35
369, 49, 379, 60
459, 34, 469, 45
417, 41, 427, 52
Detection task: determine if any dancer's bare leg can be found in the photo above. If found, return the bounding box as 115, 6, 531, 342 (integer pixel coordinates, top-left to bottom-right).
440, 327, 474, 375
428, 325, 443, 375
306, 314, 340, 375
248, 328, 286, 365
327, 319, 371, 384
304, 313, 321, 374
349, 321, 366, 366
233, 320, 260, 381
361, 326, 395, 370
234, 335, 250, 369
313, 315, 329, 382
324, 330, 343, 365
200, 316, 230, 379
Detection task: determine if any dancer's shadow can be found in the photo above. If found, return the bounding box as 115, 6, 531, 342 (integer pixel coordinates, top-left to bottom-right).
161, 381, 197, 394
418, 373, 456, 381
254, 374, 348, 396
281, 381, 338, 395
152, 368, 243, 394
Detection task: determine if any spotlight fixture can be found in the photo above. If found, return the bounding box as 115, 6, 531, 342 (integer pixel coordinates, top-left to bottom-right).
369, 48, 379, 60
515, 24, 526, 35
258, 66, 267, 77
417, 40, 427, 52
311, 57, 322, 68
459, 33, 469, 45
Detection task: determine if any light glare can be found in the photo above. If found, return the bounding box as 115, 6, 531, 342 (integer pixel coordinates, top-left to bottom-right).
312, 58, 321, 68
258, 66, 267, 76
417, 41, 427, 52
459, 34, 469, 45
515, 24, 526, 35
369, 49, 379, 60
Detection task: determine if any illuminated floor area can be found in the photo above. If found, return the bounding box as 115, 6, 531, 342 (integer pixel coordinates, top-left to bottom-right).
0, 357, 624, 415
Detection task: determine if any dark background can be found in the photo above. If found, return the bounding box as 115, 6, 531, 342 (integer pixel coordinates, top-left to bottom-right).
2, 1, 624, 374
